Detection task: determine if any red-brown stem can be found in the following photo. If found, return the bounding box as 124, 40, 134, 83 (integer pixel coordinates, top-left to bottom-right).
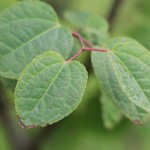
65, 47, 108, 63
84, 47, 108, 52
65, 47, 84, 63
82, 39, 93, 47
72, 32, 93, 47
72, 32, 84, 46
66, 32, 108, 63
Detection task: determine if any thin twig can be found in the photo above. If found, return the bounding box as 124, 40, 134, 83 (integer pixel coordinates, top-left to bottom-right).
65, 47, 84, 63
72, 32, 93, 47
66, 33, 108, 63
107, 0, 124, 31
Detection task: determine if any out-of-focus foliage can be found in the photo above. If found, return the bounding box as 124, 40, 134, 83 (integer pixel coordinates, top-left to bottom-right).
0, 123, 11, 150
112, 0, 150, 49
101, 92, 123, 129
0, 0, 17, 12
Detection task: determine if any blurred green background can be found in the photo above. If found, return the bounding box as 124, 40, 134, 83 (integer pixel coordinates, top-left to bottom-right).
0, 0, 150, 150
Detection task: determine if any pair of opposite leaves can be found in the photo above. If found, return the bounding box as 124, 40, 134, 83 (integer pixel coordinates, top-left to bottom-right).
0, 1, 150, 127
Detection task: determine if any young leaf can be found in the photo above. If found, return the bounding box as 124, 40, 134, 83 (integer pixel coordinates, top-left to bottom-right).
92, 37, 150, 124
65, 11, 109, 45
0, 1, 73, 79
15, 51, 88, 128
101, 92, 122, 129
82, 16, 109, 45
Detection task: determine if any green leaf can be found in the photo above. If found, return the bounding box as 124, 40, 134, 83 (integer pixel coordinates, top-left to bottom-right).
92, 37, 150, 124
15, 51, 88, 128
0, 1, 73, 79
101, 92, 122, 129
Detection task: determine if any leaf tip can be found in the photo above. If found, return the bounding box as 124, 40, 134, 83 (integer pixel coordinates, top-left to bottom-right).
133, 120, 143, 126
17, 115, 38, 129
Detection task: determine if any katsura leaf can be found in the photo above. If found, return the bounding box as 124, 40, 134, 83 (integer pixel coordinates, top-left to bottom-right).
0, 1, 73, 79
15, 51, 88, 128
92, 37, 150, 124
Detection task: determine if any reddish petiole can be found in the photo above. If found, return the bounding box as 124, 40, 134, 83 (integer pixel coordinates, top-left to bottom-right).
65, 32, 109, 63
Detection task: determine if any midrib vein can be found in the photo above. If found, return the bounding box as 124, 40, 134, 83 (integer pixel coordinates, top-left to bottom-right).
24, 63, 65, 122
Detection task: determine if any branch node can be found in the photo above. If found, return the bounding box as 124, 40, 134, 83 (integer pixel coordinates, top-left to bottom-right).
66, 32, 109, 63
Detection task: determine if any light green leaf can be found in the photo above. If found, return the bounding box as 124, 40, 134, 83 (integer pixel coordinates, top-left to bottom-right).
92, 37, 150, 124
101, 92, 122, 129
15, 51, 87, 128
0, 1, 73, 79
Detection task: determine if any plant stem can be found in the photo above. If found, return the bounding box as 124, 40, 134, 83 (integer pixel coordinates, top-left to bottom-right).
72, 32, 93, 47
66, 32, 108, 63
84, 47, 108, 52
66, 47, 108, 63
65, 47, 84, 63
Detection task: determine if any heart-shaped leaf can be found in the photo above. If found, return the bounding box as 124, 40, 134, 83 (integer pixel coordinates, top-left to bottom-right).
92, 37, 150, 124
15, 51, 87, 128
0, 1, 73, 79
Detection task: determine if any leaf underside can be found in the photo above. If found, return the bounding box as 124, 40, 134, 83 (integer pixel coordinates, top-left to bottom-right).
92, 37, 150, 124
0, 1, 73, 79
15, 51, 88, 128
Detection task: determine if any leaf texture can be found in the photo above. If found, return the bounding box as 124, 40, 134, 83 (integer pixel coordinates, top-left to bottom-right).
15, 51, 87, 127
0, 1, 73, 79
92, 37, 150, 124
